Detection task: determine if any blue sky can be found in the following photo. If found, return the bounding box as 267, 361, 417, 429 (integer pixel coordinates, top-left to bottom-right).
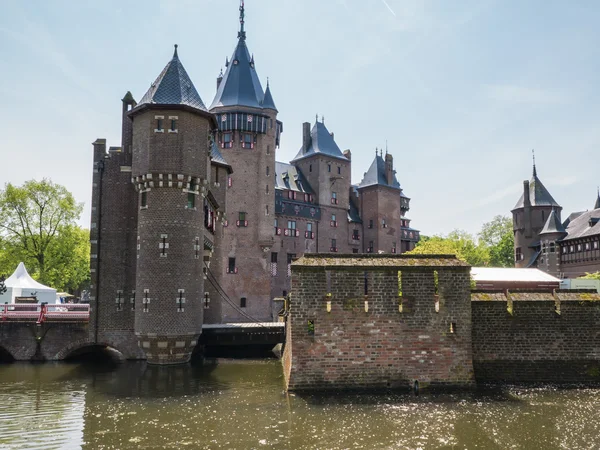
1, 0, 598, 237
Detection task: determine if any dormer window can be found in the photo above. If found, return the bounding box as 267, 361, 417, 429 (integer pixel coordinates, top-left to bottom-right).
222, 132, 232, 148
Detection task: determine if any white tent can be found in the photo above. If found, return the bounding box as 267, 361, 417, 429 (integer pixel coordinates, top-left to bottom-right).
0, 262, 57, 304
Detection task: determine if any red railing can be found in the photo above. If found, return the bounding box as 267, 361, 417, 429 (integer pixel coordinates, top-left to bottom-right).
0, 303, 90, 323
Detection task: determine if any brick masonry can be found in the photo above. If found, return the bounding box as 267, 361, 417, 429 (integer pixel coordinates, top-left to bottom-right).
283, 255, 475, 391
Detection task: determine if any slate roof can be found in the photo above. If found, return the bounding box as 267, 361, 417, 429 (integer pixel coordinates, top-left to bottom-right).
275, 162, 312, 193
563, 211, 584, 229
135, 46, 207, 112
210, 38, 265, 110
539, 209, 567, 235
210, 142, 232, 172
358, 154, 401, 190
262, 82, 277, 111
513, 171, 561, 210
348, 200, 362, 223
291, 121, 348, 163
562, 209, 600, 241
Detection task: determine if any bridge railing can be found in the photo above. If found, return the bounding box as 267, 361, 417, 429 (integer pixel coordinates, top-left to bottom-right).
0, 303, 90, 323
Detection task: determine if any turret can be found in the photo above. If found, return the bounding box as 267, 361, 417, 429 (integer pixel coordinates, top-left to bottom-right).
129, 45, 216, 364
538, 208, 567, 276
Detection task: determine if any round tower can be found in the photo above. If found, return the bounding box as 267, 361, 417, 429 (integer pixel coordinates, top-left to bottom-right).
130, 45, 217, 364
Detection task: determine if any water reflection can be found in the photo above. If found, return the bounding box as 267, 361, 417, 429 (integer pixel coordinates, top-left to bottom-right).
0, 361, 600, 449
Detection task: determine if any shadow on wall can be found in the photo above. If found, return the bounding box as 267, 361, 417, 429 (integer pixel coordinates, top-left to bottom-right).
0, 346, 15, 363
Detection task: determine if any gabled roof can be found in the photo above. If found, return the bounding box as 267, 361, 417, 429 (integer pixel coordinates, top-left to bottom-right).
210, 38, 265, 110
210, 142, 232, 173
562, 209, 600, 241
358, 154, 401, 190
262, 82, 277, 111
135, 45, 207, 112
513, 171, 561, 210
275, 162, 312, 193
291, 121, 348, 163
539, 209, 566, 235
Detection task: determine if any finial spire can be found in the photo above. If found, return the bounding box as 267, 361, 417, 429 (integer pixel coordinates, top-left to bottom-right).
173, 44, 178, 58
315, 113, 319, 123
238, 0, 246, 41
322, 115, 325, 124
532, 149, 537, 177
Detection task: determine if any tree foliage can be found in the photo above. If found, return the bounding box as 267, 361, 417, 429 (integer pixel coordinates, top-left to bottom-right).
0, 274, 6, 296
579, 272, 600, 280
0, 180, 88, 291
408, 216, 515, 268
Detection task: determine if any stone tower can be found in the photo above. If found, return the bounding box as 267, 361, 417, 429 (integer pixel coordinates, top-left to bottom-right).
538, 208, 567, 277
512, 158, 561, 268
208, 2, 282, 321
130, 45, 217, 364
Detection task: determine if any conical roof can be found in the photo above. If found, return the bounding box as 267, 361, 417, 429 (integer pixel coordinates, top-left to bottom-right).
291, 120, 348, 163
210, 141, 232, 173
539, 209, 566, 235
262, 82, 277, 111
358, 153, 401, 190
135, 45, 207, 112
513, 170, 561, 210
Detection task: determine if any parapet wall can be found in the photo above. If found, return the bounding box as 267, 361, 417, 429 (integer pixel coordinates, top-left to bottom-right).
472, 289, 600, 382
283, 254, 474, 391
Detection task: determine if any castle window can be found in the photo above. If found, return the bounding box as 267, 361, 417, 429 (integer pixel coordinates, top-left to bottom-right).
542, 243, 547, 254
330, 214, 337, 227
392, 242, 397, 254
570, 245, 574, 253
550, 243, 556, 253
368, 241, 374, 253
305, 222, 314, 239
266, 166, 270, 176
116, 290, 124, 311
368, 219, 373, 229
267, 145, 270, 155
266, 185, 269, 194
222, 132, 232, 148
227, 257, 237, 274
265, 205, 269, 216
309, 164, 312, 172
155, 117, 164, 132
237, 212, 248, 227
352, 248, 358, 253
594, 241, 599, 250
159, 234, 168, 257
270, 118, 273, 129
168, 116, 178, 133
577, 244, 582, 252
382, 219, 387, 228
288, 190, 297, 200
243, 133, 253, 149
330, 239, 337, 252
176, 289, 185, 313
542, 211, 545, 222
515, 247, 522, 261
141, 191, 148, 208
142, 290, 150, 312
270, 252, 278, 277
187, 193, 195, 209
240, 297, 247, 308
352, 229, 359, 240
331, 192, 338, 204
328, 164, 331, 173
585, 242, 591, 251
338, 167, 341, 175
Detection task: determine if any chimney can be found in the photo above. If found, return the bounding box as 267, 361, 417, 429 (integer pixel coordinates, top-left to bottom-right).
523, 180, 532, 238
302, 122, 311, 154
385, 153, 394, 186
343, 149, 351, 161
523, 180, 531, 207
121, 92, 136, 154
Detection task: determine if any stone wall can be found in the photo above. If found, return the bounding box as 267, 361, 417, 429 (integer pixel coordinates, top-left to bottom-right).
472, 291, 600, 382
284, 254, 474, 391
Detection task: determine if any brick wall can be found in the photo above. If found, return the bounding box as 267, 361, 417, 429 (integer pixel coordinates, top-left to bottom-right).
284, 256, 474, 391
472, 297, 600, 382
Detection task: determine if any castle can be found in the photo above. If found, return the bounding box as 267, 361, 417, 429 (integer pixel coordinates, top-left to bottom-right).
89, 3, 419, 364
512, 158, 600, 278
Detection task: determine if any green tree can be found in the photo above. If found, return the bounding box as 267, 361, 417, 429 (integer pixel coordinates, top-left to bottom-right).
407, 230, 490, 266
478, 215, 514, 267
0, 274, 6, 296
0, 179, 85, 289
579, 272, 600, 280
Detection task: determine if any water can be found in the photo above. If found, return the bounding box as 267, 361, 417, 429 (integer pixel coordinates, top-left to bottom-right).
0, 360, 600, 449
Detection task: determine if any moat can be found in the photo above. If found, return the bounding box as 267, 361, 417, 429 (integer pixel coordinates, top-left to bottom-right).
1, 360, 600, 449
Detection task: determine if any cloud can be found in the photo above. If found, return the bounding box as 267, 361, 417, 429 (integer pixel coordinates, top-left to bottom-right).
484, 84, 569, 105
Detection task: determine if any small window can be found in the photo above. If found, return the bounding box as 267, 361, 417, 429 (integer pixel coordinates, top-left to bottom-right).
515, 247, 523, 261
368, 219, 373, 229
382, 219, 387, 228
331, 192, 337, 204
239, 212, 246, 221
332, 214, 336, 222
141, 191, 147, 208
337, 167, 341, 175
594, 241, 599, 250
309, 164, 312, 172
352, 229, 359, 240
187, 193, 195, 209
156, 118, 163, 131
274, 218, 279, 228
265, 205, 269, 215
266, 185, 269, 194
307, 223, 313, 232
287, 220, 297, 230
368, 241, 374, 253
228, 258, 236, 273
352, 248, 358, 254
223, 132, 232, 148
331, 238, 337, 249
283, 290, 287, 297
328, 164, 331, 173
243, 133, 253, 149
266, 166, 270, 176
170, 119, 177, 131
271, 252, 278, 263
240, 297, 247, 308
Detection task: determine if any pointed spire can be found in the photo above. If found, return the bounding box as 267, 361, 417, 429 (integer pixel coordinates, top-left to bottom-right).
262, 79, 277, 111
225, 56, 229, 67
238, 0, 246, 41
540, 207, 566, 235
595, 187, 600, 210
173, 44, 178, 59
532, 149, 537, 177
